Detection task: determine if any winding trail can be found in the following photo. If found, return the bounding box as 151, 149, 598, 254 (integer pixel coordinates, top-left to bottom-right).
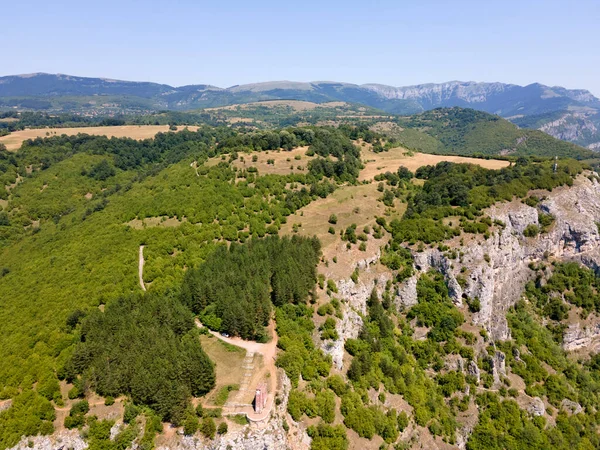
138, 245, 146, 291
196, 319, 278, 422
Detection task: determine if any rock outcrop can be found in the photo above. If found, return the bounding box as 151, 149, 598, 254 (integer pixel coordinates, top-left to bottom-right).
9, 430, 87, 450
323, 256, 390, 370
396, 176, 600, 340
562, 321, 600, 352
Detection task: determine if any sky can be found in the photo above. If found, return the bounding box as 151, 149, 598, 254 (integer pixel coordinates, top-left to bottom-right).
3, 0, 600, 95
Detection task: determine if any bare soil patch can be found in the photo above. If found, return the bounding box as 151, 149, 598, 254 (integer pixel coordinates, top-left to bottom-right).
360, 146, 510, 181
0, 125, 199, 151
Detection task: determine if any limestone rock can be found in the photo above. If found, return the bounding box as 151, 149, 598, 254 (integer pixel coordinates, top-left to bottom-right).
467, 360, 481, 384
561, 399, 583, 415
491, 351, 506, 385
9, 430, 87, 450
563, 321, 600, 353
528, 397, 546, 416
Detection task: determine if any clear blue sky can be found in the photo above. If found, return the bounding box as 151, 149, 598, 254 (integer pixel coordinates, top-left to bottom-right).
3, 0, 600, 95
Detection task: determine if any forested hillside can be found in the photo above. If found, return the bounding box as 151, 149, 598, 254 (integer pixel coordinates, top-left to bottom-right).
0, 124, 359, 448
392, 108, 595, 159
2, 115, 600, 450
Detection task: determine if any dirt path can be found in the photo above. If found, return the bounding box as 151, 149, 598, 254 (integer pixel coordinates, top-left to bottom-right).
196, 319, 278, 422
138, 245, 146, 291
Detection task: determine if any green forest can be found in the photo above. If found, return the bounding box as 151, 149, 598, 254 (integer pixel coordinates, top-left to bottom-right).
0, 123, 361, 448
2, 115, 600, 450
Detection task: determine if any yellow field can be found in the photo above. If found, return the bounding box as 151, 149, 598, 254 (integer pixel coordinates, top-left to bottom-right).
359, 145, 510, 181
0, 125, 199, 151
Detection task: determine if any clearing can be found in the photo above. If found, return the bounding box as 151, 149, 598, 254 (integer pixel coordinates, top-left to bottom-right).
197, 320, 279, 422
206, 146, 317, 176
280, 183, 406, 279
359, 145, 510, 181
0, 125, 199, 151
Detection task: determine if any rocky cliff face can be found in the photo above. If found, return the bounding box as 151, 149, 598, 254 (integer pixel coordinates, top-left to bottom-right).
332, 175, 600, 346
362, 81, 512, 106
405, 175, 600, 340
535, 111, 600, 149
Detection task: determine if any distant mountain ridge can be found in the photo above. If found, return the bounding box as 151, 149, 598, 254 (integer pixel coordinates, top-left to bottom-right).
1, 73, 600, 148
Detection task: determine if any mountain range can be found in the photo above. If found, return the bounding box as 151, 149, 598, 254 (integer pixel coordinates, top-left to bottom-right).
1, 73, 600, 148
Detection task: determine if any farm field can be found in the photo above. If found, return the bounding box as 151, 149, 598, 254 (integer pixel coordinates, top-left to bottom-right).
359, 145, 511, 181
0, 125, 199, 151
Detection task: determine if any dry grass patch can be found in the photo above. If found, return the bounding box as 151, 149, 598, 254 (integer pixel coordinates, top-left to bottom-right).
0, 125, 199, 151
359, 146, 510, 182
280, 183, 406, 279
199, 334, 246, 407
206, 146, 316, 176
125, 216, 187, 230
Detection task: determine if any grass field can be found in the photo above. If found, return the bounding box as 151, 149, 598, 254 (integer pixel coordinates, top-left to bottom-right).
359, 146, 511, 181
199, 335, 246, 407
280, 183, 406, 279
0, 125, 199, 151
207, 146, 317, 176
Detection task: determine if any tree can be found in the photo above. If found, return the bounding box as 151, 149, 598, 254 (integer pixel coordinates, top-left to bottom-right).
183, 414, 198, 435
199, 417, 216, 439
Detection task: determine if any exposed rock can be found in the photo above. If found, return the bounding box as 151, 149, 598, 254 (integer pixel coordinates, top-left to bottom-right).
527, 397, 546, 417
325, 269, 390, 369
563, 321, 600, 352
355, 248, 381, 270
337, 273, 389, 315
561, 399, 583, 415
445, 354, 465, 372
394, 274, 418, 308
491, 351, 506, 385
9, 430, 87, 450
394, 176, 600, 340
110, 421, 124, 440
0, 399, 12, 413
513, 347, 523, 363
467, 360, 481, 384
321, 305, 362, 370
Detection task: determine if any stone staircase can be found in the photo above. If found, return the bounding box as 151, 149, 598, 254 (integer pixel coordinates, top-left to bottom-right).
225, 351, 255, 409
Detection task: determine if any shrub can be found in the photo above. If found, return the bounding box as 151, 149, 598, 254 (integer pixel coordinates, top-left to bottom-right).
523, 224, 540, 237
217, 422, 228, 435
328, 214, 338, 224
199, 417, 216, 439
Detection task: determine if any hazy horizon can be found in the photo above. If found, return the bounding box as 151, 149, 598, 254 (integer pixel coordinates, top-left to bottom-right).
3, 0, 599, 96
